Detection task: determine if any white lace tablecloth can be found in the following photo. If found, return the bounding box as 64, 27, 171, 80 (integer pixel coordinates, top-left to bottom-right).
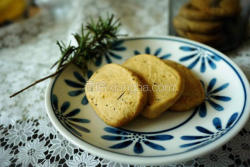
0, 0, 250, 166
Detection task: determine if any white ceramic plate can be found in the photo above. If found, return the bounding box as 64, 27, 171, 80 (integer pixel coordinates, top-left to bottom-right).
45, 36, 250, 165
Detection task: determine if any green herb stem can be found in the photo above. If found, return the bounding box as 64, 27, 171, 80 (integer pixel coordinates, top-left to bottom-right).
10, 14, 121, 98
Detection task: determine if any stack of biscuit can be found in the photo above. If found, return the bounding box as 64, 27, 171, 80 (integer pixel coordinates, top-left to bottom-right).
173, 0, 241, 46
85, 54, 205, 127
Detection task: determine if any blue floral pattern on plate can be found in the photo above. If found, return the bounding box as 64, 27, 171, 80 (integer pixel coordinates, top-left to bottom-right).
134, 46, 171, 59
179, 46, 221, 73
65, 70, 93, 105
180, 112, 238, 150
51, 94, 90, 136
196, 78, 231, 117
95, 40, 126, 66
102, 127, 173, 154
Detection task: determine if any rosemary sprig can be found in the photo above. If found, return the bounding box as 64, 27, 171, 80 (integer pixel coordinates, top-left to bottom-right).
10, 14, 121, 98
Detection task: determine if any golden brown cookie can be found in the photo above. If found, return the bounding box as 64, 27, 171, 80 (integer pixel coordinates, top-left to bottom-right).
179, 3, 223, 21
173, 15, 222, 33
0, 0, 13, 11
0, 0, 26, 24
85, 64, 147, 127
190, 0, 240, 17
123, 54, 184, 119
164, 60, 205, 111
176, 29, 224, 44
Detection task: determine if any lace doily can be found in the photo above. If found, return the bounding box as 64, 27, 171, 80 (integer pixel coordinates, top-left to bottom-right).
0, 0, 249, 166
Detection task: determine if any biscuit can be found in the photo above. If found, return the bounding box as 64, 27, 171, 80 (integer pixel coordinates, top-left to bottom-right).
173, 15, 222, 34
85, 64, 147, 127
0, 0, 26, 23
190, 0, 240, 17
164, 60, 205, 111
179, 3, 221, 21
0, 0, 13, 11
176, 29, 224, 44
123, 54, 184, 119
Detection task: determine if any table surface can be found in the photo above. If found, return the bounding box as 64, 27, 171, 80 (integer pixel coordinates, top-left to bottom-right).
0, 0, 250, 166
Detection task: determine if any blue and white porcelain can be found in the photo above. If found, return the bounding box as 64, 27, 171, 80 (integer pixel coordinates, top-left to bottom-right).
45, 36, 250, 165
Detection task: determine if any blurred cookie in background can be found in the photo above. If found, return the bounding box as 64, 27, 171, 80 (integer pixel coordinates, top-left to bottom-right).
173, 15, 223, 33
176, 29, 224, 44
0, 0, 13, 10
190, 0, 241, 17
0, 0, 27, 26
0, 0, 41, 27
171, 0, 248, 51
179, 3, 223, 20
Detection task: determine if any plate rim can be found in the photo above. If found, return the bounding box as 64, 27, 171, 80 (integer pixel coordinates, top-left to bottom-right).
45, 35, 250, 165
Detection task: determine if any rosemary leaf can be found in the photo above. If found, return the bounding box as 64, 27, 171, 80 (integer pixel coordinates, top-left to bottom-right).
10, 14, 121, 98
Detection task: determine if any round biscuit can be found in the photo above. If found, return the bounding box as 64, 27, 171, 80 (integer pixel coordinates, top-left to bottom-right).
164, 60, 205, 111
190, 0, 241, 17
173, 15, 222, 33
179, 3, 223, 20
176, 29, 224, 44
